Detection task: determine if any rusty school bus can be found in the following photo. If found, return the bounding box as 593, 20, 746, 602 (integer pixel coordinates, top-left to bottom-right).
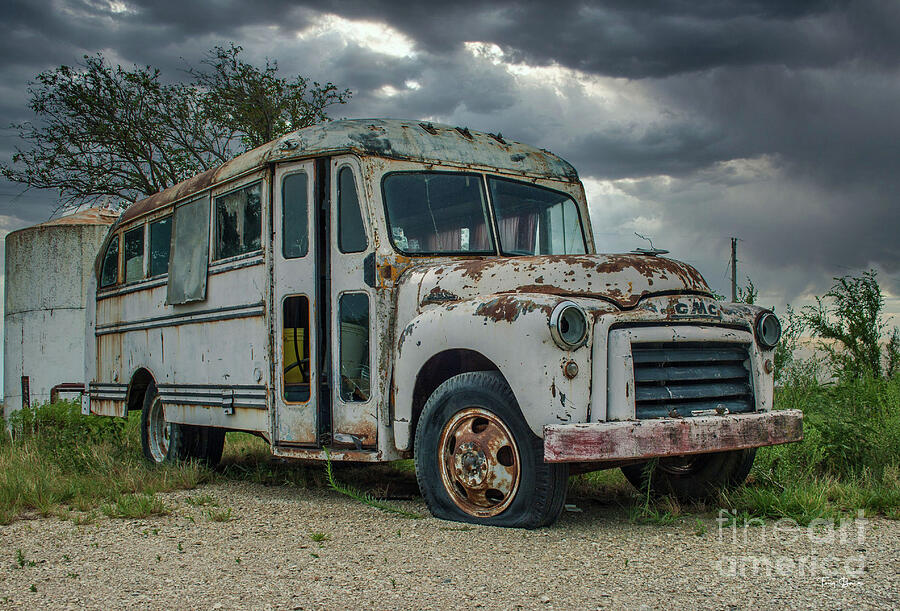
83, 118, 802, 527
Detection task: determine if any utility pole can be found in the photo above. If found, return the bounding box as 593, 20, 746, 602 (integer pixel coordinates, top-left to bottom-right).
730, 237, 738, 302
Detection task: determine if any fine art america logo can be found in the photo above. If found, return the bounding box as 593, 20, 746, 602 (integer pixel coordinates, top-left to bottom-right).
715, 509, 868, 587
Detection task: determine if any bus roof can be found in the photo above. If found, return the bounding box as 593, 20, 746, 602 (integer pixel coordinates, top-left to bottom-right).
120, 118, 579, 224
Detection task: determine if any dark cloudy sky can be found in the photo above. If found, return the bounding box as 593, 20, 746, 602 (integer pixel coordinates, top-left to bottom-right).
1, 0, 899, 351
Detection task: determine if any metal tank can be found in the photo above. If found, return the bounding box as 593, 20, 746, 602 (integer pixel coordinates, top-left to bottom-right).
3, 208, 119, 420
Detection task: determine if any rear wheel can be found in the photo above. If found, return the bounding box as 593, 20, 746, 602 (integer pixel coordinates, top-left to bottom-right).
415, 371, 568, 528
140, 384, 225, 467
621, 449, 756, 500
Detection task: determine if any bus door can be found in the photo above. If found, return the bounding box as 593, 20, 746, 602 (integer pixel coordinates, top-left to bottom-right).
272, 160, 318, 444
329, 156, 379, 449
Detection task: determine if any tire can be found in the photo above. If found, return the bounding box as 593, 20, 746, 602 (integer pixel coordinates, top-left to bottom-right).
140, 383, 190, 464
414, 371, 568, 528
140, 383, 225, 467
621, 449, 757, 501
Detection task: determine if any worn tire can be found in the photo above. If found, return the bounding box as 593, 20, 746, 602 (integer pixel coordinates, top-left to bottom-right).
621, 449, 756, 500
186, 426, 226, 468
140, 383, 191, 464
414, 371, 568, 528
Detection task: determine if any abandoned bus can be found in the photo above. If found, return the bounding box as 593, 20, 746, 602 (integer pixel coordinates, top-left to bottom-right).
83, 118, 802, 527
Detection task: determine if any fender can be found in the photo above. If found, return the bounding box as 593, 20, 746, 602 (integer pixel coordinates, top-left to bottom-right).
391, 293, 594, 451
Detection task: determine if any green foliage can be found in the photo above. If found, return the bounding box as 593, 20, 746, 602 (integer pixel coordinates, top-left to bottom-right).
0, 401, 206, 524
1, 45, 350, 209
801, 270, 895, 379
323, 449, 422, 519
189, 44, 351, 150
101, 493, 171, 519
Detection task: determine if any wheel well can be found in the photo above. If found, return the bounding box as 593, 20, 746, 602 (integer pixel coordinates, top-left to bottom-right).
409, 349, 500, 450
126, 368, 155, 416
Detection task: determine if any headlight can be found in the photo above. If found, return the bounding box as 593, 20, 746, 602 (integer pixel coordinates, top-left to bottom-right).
549, 301, 588, 349
755, 311, 781, 349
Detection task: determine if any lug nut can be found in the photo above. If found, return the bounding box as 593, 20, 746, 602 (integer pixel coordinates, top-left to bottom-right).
563, 360, 578, 379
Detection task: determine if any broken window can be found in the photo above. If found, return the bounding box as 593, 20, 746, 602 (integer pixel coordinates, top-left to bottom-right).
149, 216, 171, 277
339, 293, 370, 402
338, 167, 367, 253
215, 181, 262, 260
489, 178, 586, 256
124, 226, 144, 283
167, 197, 209, 305
282, 295, 310, 403
282, 172, 309, 259
382, 172, 493, 254
99, 234, 119, 288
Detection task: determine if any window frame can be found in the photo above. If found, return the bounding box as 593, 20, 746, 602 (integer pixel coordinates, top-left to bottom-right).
212, 178, 264, 263
380, 170, 498, 257
487, 176, 588, 257
122, 225, 146, 284
281, 170, 310, 260
148, 214, 173, 278
336, 290, 372, 404
99, 233, 121, 289
336, 164, 369, 254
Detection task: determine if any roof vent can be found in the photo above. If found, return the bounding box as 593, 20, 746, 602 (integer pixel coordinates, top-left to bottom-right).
419, 122, 438, 135
455, 126, 473, 140
488, 132, 506, 144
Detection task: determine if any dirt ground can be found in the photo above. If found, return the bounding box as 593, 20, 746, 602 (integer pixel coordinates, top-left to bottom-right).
1, 475, 897, 610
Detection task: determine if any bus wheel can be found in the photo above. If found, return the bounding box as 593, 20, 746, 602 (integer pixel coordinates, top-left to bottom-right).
621, 449, 756, 500
414, 371, 568, 528
187, 426, 226, 468
140, 383, 189, 464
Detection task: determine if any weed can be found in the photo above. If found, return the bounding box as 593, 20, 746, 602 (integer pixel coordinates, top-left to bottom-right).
15, 549, 25, 568
694, 518, 707, 536
101, 494, 171, 519
177, 542, 183, 553
235, 557, 241, 564
323, 449, 422, 519
156, 555, 161, 563
186, 494, 218, 507
309, 552, 319, 559
29, 584, 36, 593
309, 532, 328, 543
205, 507, 234, 522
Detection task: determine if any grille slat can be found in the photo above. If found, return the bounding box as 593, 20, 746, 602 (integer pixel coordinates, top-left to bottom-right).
632, 342, 754, 419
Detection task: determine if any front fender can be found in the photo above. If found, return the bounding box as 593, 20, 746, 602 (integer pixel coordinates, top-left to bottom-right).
392, 293, 594, 451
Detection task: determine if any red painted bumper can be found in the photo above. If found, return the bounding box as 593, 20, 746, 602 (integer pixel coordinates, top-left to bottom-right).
543, 409, 803, 463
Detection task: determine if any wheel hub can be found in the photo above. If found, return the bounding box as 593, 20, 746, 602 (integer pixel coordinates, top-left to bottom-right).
438, 407, 521, 518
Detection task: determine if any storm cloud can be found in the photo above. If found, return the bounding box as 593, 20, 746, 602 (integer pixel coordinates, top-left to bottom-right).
1, 0, 898, 316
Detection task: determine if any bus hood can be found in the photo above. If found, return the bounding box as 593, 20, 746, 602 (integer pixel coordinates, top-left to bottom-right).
405, 254, 712, 310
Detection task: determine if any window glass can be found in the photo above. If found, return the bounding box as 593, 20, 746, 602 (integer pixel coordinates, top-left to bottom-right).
282, 173, 308, 258
123, 227, 144, 283
338, 167, 367, 253
100, 235, 119, 288
149, 217, 172, 277
168, 197, 209, 305
339, 293, 369, 402
282, 295, 310, 403
488, 178, 586, 255
382, 172, 493, 254
215, 181, 262, 260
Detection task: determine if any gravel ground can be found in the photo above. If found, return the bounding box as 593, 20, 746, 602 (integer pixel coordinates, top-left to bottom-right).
0, 477, 897, 610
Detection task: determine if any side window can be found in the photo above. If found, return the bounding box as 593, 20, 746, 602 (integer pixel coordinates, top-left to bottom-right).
338, 167, 367, 253
282, 295, 310, 403
123, 226, 144, 283
282, 173, 308, 259
339, 293, 370, 402
99, 235, 119, 288
168, 197, 210, 305
215, 181, 262, 260
149, 216, 172, 277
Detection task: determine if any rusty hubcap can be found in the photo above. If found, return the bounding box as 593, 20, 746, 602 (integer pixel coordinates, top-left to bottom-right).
438, 408, 520, 517
147, 396, 170, 463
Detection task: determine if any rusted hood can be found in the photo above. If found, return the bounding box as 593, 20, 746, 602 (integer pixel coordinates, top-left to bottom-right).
406, 254, 711, 309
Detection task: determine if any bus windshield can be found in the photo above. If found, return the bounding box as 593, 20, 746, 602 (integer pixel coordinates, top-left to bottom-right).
381, 171, 586, 256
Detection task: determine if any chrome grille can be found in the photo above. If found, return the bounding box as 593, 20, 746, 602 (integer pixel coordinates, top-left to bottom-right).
632, 342, 754, 419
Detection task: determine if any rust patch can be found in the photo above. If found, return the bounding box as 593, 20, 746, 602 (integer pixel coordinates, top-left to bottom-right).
475, 295, 546, 322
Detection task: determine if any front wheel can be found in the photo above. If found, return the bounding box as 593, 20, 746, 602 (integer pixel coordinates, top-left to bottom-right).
621, 449, 756, 500
414, 371, 568, 528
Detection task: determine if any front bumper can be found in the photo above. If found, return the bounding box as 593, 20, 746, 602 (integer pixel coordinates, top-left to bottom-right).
543, 409, 803, 463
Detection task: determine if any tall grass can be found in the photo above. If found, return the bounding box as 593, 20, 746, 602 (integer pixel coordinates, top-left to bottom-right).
0, 401, 207, 524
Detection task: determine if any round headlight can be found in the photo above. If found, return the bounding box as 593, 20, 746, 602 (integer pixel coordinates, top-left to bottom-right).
549, 301, 588, 349
756, 311, 781, 349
